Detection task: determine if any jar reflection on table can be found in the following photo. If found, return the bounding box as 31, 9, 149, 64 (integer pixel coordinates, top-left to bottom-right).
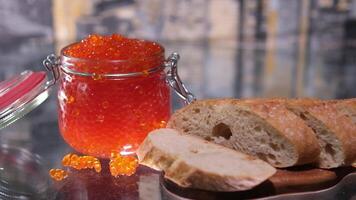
57, 46, 171, 158
54, 164, 160, 200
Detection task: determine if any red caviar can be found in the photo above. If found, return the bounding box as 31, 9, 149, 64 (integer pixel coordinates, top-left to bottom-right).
109, 152, 138, 177
49, 169, 68, 181
62, 153, 102, 172
58, 34, 170, 158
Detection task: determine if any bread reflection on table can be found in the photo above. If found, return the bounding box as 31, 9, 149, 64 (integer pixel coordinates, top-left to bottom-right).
161, 166, 356, 200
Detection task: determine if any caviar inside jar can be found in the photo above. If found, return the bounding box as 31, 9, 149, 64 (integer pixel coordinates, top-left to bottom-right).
58, 34, 170, 158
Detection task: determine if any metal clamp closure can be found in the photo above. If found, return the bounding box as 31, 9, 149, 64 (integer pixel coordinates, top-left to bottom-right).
42, 54, 60, 88
165, 52, 196, 105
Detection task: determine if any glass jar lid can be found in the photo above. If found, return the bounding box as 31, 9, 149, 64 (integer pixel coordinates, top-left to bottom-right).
0, 70, 50, 129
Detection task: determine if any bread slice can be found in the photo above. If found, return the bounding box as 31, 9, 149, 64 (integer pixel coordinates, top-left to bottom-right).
329, 99, 356, 166
167, 99, 321, 168
137, 128, 276, 192
281, 99, 356, 168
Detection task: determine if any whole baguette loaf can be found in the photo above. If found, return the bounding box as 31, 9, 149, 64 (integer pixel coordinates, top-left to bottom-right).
280, 99, 356, 168
137, 128, 276, 191
167, 99, 321, 168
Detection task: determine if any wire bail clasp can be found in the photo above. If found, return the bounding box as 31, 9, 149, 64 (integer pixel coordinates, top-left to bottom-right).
43, 54, 60, 88
165, 52, 196, 105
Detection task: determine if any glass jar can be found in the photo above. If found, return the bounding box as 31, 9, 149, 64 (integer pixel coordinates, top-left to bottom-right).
43, 43, 195, 159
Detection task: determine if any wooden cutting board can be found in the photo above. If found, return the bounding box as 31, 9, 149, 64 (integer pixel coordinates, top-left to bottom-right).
161, 166, 356, 200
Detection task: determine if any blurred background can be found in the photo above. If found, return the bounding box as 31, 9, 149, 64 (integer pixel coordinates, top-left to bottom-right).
0, 0, 355, 198
0, 0, 356, 179
2, 0, 356, 100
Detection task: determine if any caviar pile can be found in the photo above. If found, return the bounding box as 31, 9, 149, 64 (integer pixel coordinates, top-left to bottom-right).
63, 34, 164, 74
58, 34, 170, 158
62, 153, 102, 173
109, 152, 138, 177
49, 152, 139, 181
49, 169, 68, 181
49, 153, 102, 181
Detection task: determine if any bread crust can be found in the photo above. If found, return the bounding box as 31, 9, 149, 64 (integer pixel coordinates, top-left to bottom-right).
333, 98, 356, 124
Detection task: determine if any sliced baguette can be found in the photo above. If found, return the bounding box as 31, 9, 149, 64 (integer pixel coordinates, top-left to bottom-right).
279, 99, 356, 168
137, 128, 276, 191
167, 99, 321, 168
